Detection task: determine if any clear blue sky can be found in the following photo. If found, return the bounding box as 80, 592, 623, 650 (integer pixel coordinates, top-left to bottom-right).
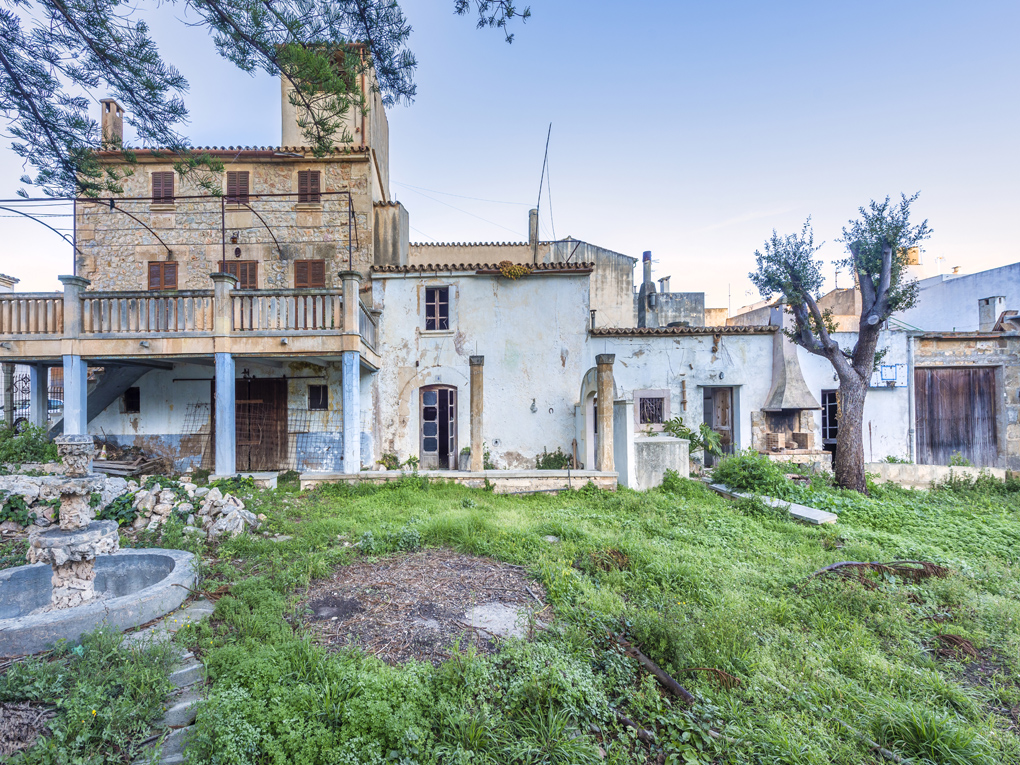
2, 0, 1018, 310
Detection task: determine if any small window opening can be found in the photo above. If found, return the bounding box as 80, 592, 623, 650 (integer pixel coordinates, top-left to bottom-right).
308, 385, 328, 410
639, 397, 665, 425
123, 386, 141, 413
425, 286, 449, 331
297, 170, 321, 203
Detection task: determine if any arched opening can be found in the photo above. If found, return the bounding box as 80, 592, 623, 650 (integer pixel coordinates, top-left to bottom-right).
420, 385, 458, 469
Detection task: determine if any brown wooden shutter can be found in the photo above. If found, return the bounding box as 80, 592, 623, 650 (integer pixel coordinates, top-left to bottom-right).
163, 262, 177, 288
308, 171, 320, 203
309, 259, 325, 287
148, 262, 162, 290
295, 260, 309, 287
298, 171, 309, 202
227, 171, 249, 204
152, 172, 174, 203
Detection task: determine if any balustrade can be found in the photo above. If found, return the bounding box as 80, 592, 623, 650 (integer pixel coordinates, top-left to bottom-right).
0, 294, 64, 335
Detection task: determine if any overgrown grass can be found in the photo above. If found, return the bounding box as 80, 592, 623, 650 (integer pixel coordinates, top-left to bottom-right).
0, 629, 178, 763
7, 469, 1020, 764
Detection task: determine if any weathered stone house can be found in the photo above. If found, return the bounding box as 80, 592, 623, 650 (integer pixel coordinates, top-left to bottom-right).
2, 63, 1017, 482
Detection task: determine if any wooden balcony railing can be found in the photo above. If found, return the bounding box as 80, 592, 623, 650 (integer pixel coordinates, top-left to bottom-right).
82, 291, 215, 334
0, 294, 64, 335
232, 289, 344, 332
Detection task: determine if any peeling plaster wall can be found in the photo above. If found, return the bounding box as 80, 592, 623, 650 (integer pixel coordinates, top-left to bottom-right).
75, 159, 375, 288
796, 331, 911, 462
371, 272, 590, 469
591, 333, 776, 453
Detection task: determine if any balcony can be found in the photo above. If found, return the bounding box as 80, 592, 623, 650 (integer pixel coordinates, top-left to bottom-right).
0, 274, 380, 367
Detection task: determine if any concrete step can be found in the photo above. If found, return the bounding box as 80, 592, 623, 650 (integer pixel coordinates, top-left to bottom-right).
123, 599, 215, 648
159, 727, 194, 761
169, 661, 204, 689
158, 686, 203, 728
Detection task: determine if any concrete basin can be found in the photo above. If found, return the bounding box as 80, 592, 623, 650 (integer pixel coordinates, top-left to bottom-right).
0, 548, 197, 657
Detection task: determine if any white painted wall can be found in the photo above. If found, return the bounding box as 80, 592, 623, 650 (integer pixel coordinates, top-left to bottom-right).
589, 332, 776, 452
898, 262, 1020, 331
796, 330, 911, 462
372, 271, 590, 468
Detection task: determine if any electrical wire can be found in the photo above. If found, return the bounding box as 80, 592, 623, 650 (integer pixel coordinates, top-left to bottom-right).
392, 181, 530, 206
396, 185, 523, 238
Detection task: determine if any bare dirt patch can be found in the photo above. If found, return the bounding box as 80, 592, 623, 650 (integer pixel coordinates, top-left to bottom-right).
299, 548, 548, 665
0, 701, 55, 757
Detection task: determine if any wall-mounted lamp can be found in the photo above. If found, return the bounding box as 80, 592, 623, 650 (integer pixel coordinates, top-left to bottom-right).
230, 231, 239, 244
0, 342, 11, 350
281, 337, 289, 345
139, 340, 150, 348
718, 371, 725, 380
530, 398, 538, 413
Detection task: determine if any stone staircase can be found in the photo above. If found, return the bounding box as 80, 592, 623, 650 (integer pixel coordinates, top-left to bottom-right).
127, 598, 215, 764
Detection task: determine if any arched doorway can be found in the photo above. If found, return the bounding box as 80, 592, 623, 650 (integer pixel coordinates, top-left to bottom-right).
420, 385, 458, 469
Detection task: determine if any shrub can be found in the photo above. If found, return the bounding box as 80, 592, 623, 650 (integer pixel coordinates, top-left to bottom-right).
711, 450, 792, 497
376, 453, 401, 470
96, 491, 138, 526
536, 447, 572, 470
0, 424, 58, 465
0, 490, 36, 526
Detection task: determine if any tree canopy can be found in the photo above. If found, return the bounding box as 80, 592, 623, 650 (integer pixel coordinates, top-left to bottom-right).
0, 0, 530, 197
750, 194, 932, 491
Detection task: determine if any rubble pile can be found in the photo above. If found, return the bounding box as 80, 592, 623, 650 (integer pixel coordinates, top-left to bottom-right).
0, 474, 130, 532
131, 483, 262, 540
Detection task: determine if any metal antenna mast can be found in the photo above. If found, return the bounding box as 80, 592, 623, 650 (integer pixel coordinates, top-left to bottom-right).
533, 123, 551, 260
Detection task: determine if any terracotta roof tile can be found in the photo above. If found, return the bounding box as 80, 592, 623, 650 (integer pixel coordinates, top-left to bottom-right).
590, 325, 777, 336
371, 262, 594, 274
409, 241, 539, 247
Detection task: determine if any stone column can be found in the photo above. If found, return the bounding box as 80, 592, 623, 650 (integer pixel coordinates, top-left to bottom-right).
341, 350, 361, 472
2, 363, 12, 429
62, 355, 88, 435
469, 356, 484, 472
210, 272, 237, 336
341, 270, 362, 335
58, 275, 90, 437
58, 275, 88, 338
595, 354, 615, 472
214, 352, 235, 476
29, 365, 48, 428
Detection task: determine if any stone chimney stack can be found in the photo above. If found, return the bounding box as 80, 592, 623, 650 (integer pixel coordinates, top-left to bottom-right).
642, 250, 653, 286
979, 296, 1006, 331
528, 209, 539, 246
100, 99, 124, 146
637, 251, 658, 328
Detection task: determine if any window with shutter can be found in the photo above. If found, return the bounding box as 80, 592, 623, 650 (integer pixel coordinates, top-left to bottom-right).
148, 262, 178, 290
221, 261, 258, 289
226, 171, 250, 204
151, 171, 174, 204
294, 260, 326, 288
297, 170, 321, 203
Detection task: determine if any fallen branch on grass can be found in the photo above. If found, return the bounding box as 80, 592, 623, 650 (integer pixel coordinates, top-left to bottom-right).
615, 711, 655, 743
809, 560, 949, 583
611, 633, 696, 704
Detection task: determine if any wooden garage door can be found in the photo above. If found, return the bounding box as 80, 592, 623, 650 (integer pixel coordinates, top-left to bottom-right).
915, 367, 997, 466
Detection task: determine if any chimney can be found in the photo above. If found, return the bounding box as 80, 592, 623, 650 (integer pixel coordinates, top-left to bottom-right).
658, 276, 670, 294
100, 99, 124, 147
637, 251, 658, 328
528, 208, 539, 245
979, 296, 1006, 332
642, 250, 653, 286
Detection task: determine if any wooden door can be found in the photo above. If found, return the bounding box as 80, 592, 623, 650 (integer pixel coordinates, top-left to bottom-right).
915, 367, 997, 466
421, 386, 457, 469
235, 378, 288, 471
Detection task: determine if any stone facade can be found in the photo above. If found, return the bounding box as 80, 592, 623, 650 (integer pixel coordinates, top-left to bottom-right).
76, 157, 375, 290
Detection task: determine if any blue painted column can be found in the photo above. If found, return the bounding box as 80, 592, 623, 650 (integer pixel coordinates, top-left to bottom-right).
62, 355, 88, 435
341, 350, 361, 473
29, 365, 48, 428
214, 352, 235, 476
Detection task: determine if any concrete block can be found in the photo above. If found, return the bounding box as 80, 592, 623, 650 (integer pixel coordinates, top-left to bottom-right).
632, 436, 689, 491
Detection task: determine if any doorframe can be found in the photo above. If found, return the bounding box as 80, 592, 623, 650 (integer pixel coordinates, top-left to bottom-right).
419, 384, 458, 469
700, 384, 740, 461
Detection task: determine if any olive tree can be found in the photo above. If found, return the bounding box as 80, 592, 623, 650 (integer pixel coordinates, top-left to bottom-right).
750, 194, 931, 492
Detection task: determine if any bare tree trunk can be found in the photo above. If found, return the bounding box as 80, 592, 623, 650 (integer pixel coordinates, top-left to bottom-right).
834, 375, 869, 493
